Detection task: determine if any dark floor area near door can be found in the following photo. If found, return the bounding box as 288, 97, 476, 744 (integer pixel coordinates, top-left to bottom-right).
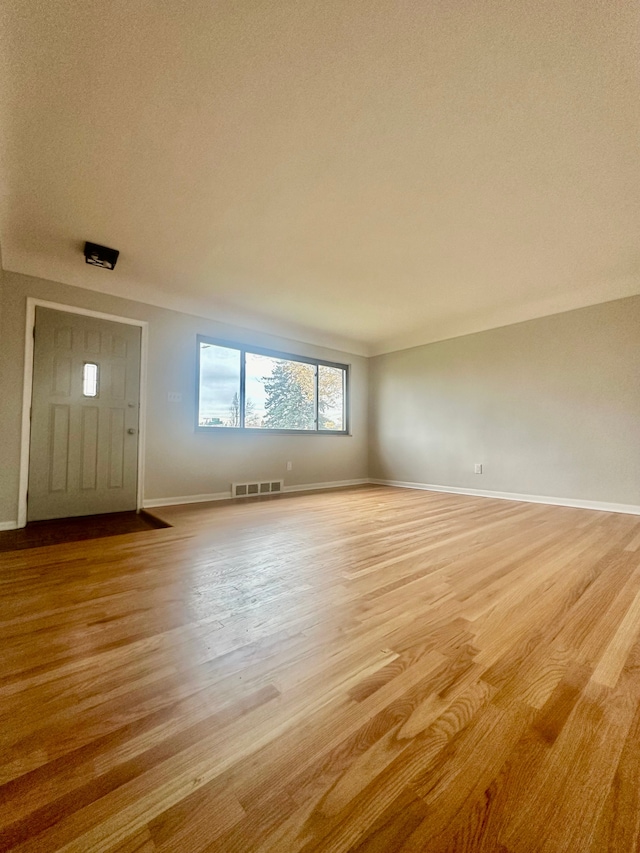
0, 510, 169, 552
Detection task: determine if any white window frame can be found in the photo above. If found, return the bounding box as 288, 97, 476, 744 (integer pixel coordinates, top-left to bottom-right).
196, 336, 350, 435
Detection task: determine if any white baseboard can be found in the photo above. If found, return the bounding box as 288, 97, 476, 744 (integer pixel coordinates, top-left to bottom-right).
143, 492, 231, 508
369, 479, 640, 516
283, 478, 370, 494
0, 521, 18, 531
143, 478, 370, 509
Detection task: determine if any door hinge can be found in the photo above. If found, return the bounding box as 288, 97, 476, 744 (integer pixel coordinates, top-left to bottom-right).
33, 326, 36, 339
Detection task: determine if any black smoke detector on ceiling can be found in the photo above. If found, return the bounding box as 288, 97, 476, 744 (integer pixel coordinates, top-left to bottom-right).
84, 241, 119, 270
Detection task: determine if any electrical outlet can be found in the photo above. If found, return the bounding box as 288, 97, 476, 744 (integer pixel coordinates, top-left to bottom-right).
168, 392, 182, 402
286, 461, 293, 471
474, 463, 483, 474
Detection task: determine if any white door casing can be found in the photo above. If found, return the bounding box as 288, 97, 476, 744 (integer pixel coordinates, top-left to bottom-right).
18, 299, 148, 527
27, 307, 141, 521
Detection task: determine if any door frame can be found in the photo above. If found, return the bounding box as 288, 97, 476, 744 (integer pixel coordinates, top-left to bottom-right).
18, 298, 149, 528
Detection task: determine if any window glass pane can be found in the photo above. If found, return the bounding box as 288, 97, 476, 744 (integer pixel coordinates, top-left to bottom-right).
198, 343, 241, 427
318, 365, 345, 431
246, 353, 315, 430
197, 338, 348, 433
82, 362, 98, 397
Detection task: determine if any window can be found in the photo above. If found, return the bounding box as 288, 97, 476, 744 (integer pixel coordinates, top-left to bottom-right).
82, 362, 99, 397
197, 337, 349, 434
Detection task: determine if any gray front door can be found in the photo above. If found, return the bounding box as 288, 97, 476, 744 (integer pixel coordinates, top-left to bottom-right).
28, 307, 141, 521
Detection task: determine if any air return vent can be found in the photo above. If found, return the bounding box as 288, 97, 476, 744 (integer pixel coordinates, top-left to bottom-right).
232, 480, 283, 498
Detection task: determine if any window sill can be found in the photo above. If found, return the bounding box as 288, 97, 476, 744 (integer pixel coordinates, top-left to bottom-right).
195, 426, 351, 436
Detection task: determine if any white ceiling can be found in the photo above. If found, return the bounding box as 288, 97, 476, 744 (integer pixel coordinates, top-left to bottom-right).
1, 0, 638, 355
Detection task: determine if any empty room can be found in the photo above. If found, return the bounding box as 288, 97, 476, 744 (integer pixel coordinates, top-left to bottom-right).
1, 1, 639, 852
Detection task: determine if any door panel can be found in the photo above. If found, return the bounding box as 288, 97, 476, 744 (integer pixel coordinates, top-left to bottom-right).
80, 406, 99, 489
28, 308, 142, 521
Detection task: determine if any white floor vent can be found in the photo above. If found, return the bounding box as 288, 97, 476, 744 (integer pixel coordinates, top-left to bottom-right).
232, 480, 284, 498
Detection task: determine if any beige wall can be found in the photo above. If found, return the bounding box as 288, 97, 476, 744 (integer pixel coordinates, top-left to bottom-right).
0, 272, 369, 524
369, 296, 640, 507
2, 272, 638, 525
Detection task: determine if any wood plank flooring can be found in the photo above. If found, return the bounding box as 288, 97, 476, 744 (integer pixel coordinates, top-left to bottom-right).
1, 485, 640, 852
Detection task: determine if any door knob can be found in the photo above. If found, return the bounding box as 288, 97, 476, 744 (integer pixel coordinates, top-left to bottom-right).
127, 428, 137, 435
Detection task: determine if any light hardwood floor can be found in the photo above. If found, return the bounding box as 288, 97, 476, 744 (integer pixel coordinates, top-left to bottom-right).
1, 485, 640, 852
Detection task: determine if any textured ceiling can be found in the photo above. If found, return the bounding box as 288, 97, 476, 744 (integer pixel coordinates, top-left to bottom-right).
1, 0, 638, 355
